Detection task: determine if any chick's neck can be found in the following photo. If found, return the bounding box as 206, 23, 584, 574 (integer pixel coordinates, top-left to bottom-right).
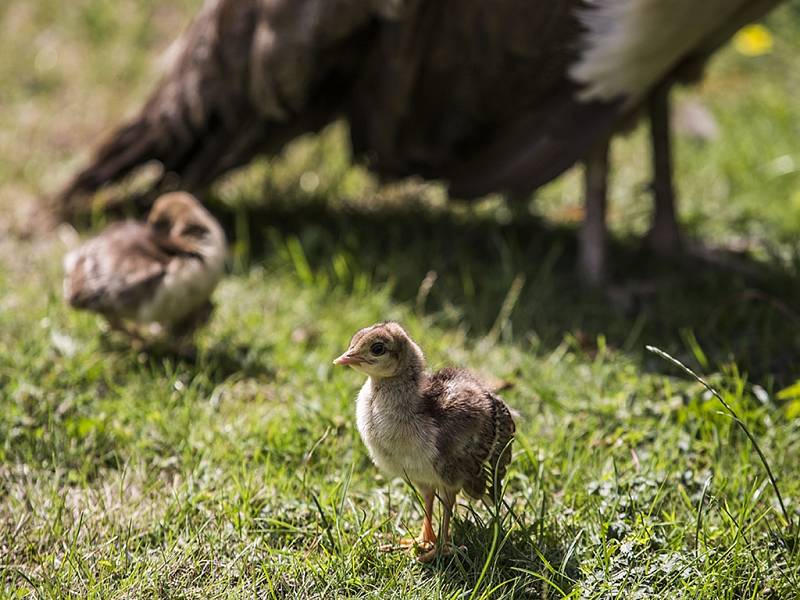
370, 344, 427, 399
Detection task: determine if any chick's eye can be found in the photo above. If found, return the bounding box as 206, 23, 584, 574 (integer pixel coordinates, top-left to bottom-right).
370, 342, 385, 356
153, 218, 171, 233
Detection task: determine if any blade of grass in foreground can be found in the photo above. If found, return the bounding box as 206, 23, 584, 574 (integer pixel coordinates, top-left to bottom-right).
646, 345, 792, 531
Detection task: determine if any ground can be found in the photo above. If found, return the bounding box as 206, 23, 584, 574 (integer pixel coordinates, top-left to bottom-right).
2, 1, 800, 598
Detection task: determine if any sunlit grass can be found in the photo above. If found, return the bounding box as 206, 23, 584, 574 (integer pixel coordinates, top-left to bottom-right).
2, 1, 800, 598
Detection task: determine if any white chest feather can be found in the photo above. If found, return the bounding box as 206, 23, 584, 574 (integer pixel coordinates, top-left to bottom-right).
137, 251, 224, 326
355, 378, 442, 488
569, 0, 765, 103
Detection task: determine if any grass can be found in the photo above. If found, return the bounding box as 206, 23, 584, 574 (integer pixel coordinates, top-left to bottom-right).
2, 1, 800, 597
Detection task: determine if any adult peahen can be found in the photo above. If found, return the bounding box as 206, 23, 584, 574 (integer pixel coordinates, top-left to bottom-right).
57, 0, 783, 282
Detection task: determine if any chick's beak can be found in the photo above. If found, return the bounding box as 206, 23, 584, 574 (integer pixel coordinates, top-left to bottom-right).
333, 351, 362, 366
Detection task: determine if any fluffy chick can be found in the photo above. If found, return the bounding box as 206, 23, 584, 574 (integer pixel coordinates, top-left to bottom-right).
63, 192, 226, 345
334, 321, 515, 562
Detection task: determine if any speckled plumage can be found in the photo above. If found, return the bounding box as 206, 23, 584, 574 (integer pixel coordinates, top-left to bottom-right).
422, 367, 515, 500
63, 192, 226, 341
335, 321, 515, 561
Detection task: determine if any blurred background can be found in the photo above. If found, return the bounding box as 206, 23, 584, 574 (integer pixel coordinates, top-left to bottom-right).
0, 0, 797, 235
1, 0, 800, 379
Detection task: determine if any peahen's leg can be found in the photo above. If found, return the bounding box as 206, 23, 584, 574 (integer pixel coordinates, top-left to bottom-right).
579, 138, 610, 285
646, 80, 682, 255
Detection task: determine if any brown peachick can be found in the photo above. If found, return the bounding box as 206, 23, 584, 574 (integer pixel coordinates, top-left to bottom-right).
334, 322, 515, 562
63, 192, 226, 345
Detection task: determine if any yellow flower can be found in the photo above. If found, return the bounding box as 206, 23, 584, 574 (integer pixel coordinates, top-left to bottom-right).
734, 24, 773, 56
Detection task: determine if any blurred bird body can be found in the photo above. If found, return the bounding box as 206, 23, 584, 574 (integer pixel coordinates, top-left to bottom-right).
570, 0, 776, 103
58, 0, 783, 280
63, 192, 226, 341
335, 322, 515, 561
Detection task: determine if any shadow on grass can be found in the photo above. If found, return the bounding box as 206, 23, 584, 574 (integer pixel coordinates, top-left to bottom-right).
202, 188, 800, 384
418, 503, 580, 598
98, 333, 274, 382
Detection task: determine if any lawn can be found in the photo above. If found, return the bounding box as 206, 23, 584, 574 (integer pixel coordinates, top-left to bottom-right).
2, 1, 800, 598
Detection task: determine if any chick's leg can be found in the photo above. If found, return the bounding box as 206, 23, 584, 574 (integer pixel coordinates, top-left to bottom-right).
419, 488, 437, 549
103, 316, 146, 349
381, 486, 437, 552
419, 489, 457, 563
421, 488, 437, 542
161, 301, 214, 359
170, 300, 214, 339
